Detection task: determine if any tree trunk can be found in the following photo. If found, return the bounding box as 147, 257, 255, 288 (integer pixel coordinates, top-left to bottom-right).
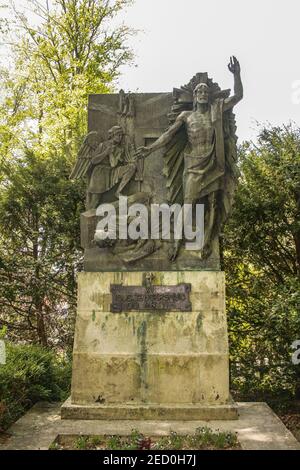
36, 309, 48, 347
32, 214, 48, 347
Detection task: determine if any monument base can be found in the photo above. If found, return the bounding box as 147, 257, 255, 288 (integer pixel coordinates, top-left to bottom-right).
64, 271, 237, 420
61, 397, 238, 420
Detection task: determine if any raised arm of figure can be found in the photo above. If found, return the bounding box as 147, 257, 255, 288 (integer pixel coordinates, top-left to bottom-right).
224, 56, 243, 112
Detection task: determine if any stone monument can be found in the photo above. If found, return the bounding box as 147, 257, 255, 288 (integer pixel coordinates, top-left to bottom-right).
61, 56, 243, 420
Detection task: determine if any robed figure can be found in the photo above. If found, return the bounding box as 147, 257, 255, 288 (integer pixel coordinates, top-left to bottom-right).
138, 56, 243, 260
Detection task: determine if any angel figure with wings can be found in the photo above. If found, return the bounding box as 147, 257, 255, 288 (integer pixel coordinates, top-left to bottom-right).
137, 56, 243, 261
70, 125, 137, 210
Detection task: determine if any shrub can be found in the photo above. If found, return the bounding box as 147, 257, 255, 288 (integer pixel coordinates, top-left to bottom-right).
0, 342, 71, 430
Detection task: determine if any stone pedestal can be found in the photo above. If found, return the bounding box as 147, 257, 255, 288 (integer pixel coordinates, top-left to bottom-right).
61, 271, 238, 420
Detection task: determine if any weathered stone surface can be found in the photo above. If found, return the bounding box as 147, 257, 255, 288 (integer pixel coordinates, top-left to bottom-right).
3, 402, 300, 450
83, 242, 220, 271
66, 271, 235, 419
61, 398, 238, 421
70, 60, 243, 271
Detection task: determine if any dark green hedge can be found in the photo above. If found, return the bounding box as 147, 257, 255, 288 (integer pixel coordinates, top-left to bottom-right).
0, 343, 71, 430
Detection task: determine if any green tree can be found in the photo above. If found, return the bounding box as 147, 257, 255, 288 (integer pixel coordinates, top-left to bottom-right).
0, 0, 134, 164
224, 124, 300, 399
0, 150, 83, 347
0, 0, 135, 346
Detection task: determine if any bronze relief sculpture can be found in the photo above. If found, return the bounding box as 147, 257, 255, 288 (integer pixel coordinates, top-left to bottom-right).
137, 56, 243, 260
70, 57, 243, 270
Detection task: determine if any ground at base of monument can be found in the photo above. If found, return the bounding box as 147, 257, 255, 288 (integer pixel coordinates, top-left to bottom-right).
1, 402, 299, 450
50, 428, 241, 450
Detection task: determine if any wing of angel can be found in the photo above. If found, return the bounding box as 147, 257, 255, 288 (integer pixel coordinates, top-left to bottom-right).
163, 125, 187, 204
69, 131, 101, 179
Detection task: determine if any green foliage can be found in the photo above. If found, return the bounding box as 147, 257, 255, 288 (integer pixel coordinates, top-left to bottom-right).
190, 427, 238, 450
0, 342, 71, 430
0, 0, 134, 347
71, 430, 145, 451
89, 435, 102, 447
53, 428, 239, 450
74, 435, 90, 450
0, 0, 135, 161
48, 441, 60, 450
0, 149, 84, 347
106, 435, 122, 450
155, 431, 183, 450
224, 124, 300, 399
225, 125, 300, 280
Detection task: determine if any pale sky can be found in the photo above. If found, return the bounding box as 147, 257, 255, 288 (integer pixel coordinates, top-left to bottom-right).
117, 0, 300, 142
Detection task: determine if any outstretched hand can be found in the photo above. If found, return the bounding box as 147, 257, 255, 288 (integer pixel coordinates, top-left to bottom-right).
136, 146, 151, 159
228, 56, 241, 75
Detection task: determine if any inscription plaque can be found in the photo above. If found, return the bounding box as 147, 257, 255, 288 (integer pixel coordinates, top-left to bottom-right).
110, 283, 192, 312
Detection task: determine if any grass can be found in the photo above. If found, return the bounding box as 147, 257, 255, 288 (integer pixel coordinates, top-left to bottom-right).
50, 427, 240, 450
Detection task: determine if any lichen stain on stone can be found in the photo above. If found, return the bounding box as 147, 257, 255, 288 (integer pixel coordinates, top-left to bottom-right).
132, 316, 136, 336
148, 311, 168, 325
115, 313, 138, 336
113, 272, 123, 284
137, 320, 147, 350
92, 310, 96, 321
77, 317, 89, 340
211, 290, 219, 298
91, 339, 99, 348
137, 320, 148, 402
151, 272, 161, 285
174, 313, 185, 326
90, 292, 104, 307
205, 355, 217, 368
196, 312, 203, 332
104, 357, 129, 374
162, 356, 191, 373
176, 271, 184, 284
211, 309, 220, 323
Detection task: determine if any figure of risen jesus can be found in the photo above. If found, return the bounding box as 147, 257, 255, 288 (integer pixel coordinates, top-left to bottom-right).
138, 56, 243, 261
